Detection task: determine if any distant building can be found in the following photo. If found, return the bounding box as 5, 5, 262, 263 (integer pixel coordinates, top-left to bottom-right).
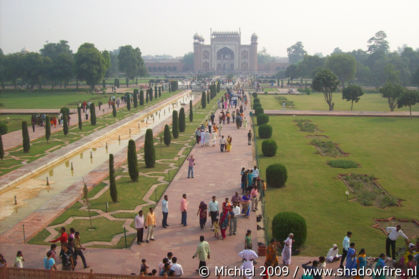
144, 58, 184, 74
193, 30, 258, 74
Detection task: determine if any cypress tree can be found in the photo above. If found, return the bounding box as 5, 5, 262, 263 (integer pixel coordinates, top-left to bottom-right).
126, 94, 131, 111
163, 124, 171, 146
22, 121, 30, 153
45, 116, 51, 142
0, 135, 4, 159
217, 82, 220, 93
112, 102, 117, 117
154, 85, 158, 99
77, 107, 82, 130
146, 90, 149, 103
179, 108, 186, 132
172, 111, 179, 139
207, 91, 210, 104
140, 90, 144, 105
144, 129, 155, 168
63, 114, 69, 135
127, 139, 139, 182
149, 88, 153, 101
201, 91, 207, 108
109, 154, 117, 202
189, 100, 193, 122
159, 86, 162, 97
133, 89, 138, 108
90, 103, 96, 125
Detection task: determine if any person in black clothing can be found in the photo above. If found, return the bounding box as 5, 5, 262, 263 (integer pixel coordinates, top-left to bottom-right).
248, 130, 252, 145
302, 260, 320, 279
60, 244, 74, 271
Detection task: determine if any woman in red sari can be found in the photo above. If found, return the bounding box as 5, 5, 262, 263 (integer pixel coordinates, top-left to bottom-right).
219, 208, 229, 240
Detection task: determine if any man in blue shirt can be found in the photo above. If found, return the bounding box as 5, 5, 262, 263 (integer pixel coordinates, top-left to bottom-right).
162, 195, 169, 228
340, 231, 352, 268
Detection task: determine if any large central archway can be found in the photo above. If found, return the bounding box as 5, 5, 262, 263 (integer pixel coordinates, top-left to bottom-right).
216, 47, 235, 72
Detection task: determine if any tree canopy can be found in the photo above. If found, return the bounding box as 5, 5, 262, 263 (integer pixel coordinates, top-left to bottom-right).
312, 69, 339, 111
326, 53, 357, 88
342, 85, 364, 111
75, 43, 108, 90
118, 45, 146, 79
287, 41, 307, 64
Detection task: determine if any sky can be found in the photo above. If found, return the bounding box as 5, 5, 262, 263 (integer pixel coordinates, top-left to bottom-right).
1, 0, 419, 57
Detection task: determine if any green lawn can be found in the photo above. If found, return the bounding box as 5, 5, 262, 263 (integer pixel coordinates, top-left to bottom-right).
257, 115, 419, 256
257, 93, 419, 112
0, 114, 32, 133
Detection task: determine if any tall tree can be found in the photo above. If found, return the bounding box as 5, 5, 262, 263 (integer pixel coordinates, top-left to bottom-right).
0, 49, 5, 89
0, 135, 4, 160
379, 82, 404, 111
179, 108, 186, 132
285, 64, 299, 81
287, 42, 307, 64
397, 90, 418, 119
109, 154, 117, 202
118, 45, 146, 80
75, 43, 106, 90
40, 40, 74, 87
77, 107, 82, 130
45, 116, 51, 142
133, 89, 138, 108
312, 69, 340, 111
127, 139, 139, 182
144, 129, 155, 168
342, 85, 364, 111
90, 103, 96, 125
163, 124, 171, 146
298, 55, 325, 78
201, 91, 206, 108
63, 113, 69, 135
126, 94, 131, 111
189, 100, 193, 122
22, 121, 30, 153
326, 53, 357, 88
139, 90, 144, 105
367, 31, 389, 54
112, 102, 117, 117
172, 111, 179, 139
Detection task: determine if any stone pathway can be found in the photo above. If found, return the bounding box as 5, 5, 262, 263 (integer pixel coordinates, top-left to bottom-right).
264, 109, 419, 117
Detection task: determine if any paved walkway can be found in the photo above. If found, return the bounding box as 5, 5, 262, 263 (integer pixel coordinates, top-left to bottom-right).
265, 109, 419, 117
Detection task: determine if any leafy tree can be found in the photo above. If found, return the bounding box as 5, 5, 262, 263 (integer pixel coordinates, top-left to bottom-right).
127, 139, 139, 182
75, 43, 107, 90
22, 121, 30, 153
182, 52, 194, 71
172, 111, 179, 139
4, 53, 22, 89
21, 52, 48, 89
139, 90, 144, 105
285, 64, 299, 81
118, 45, 146, 79
45, 116, 51, 142
258, 48, 276, 65
40, 40, 74, 87
326, 53, 357, 88
179, 108, 186, 132
144, 129, 155, 168
0, 135, 3, 159
397, 90, 418, 119
342, 85, 364, 111
379, 82, 404, 111
114, 78, 120, 88
287, 41, 307, 64
112, 102, 117, 117
77, 107, 82, 130
102, 50, 111, 76
201, 91, 207, 108
90, 103, 96, 125
189, 100, 193, 122
163, 124, 171, 146
298, 55, 325, 78
0, 49, 5, 89
109, 154, 117, 202
312, 69, 339, 111
412, 67, 419, 86
367, 31, 389, 54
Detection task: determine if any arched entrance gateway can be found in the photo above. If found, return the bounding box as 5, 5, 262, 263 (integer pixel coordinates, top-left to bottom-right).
216, 47, 235, 72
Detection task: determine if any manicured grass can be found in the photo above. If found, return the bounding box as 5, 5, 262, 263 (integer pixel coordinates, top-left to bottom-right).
327, 160, 359, 169
258, 93, 419, 111
0, 114, 32, 133
257, 115, 419, 256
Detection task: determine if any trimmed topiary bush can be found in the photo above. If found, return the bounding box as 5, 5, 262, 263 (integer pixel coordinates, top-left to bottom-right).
272, 212, 307, 250
257, 114, 269, 125
172, 111, 179, 139
22, 121, 30, 153
255, 107, 264, 115
90, 103, 96, 125
109, 154, 117, 202
262, 139, 277, 157
327, 159, 359, 169
164, 124, 171, 146
140, 90, 144, 105
63, 114, 69, 135
144, 129, 155, 168
258, 124, 272, 139
201, 91, 207, 108
266, 163, 287, 188
0, 135, 4, 159
179, 108, 186, 132
45, 116, 51, 142
112, 102, 117, 117
127, 139, 139, 182
126, 94, 131, 111
253, 98, 260, 105
77, 107, 82, 130
189, 100, 193, 122
133, 89, 138, 108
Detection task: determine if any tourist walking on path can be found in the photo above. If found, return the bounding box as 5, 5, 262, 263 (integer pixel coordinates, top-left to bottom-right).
192, 235, 210, 271
135, 210, 145, 244
250, 186, 259, 212
197, 201, 208, 230
219, 135, 226, 152
245, 230, 253, 249
74, 232, 88, 269
281, 233, 294, 266
145, 207, 156, 242
339, 231, 352, 268
60, 244, 74, 271
219, 208, 230, 240
50, 227, 68, 253
226, 136, 232, 152
181, 194, 188, 226
265, 239, 279, 267
239, 248, 258, 278
14, 251, 24, 268
43, 251, 56, 270
162, 195, 169, 228
187, 155, 195, 178
229, 202, 240, 235
170, 257, 184, 276
345, 243, 357, 276
208, 196, 219, 229
385, 225, 409, 260
247, 130, 252, 145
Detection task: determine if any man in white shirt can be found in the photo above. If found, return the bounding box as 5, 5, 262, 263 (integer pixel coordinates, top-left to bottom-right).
134, 210, 144, 244
326, 244, 341, 262
162, 195, 169, 228
339, 231, 352, 268
253, 166, 259, 178
230, 202, 241, 235
386, 225, 409, 260
208, 196, 219, 229
170, 257, 183, 276
219, 136, 226, 152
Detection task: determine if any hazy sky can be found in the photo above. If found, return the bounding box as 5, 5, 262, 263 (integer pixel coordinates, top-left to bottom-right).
1, 0, 419, 57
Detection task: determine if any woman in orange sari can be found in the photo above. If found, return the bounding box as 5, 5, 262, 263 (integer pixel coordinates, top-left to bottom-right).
265, 239, 279, 267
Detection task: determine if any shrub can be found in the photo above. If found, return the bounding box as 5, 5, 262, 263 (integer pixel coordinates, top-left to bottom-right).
77, 107, 82, 130
258, 124, 272, 139
45, 116, 51, 142
164, 124, 171, 146
109, 154, 117, 202
253, 104, 262, 111
327, 160, 358, 169
255, 107, 264, 115
133, 89, 138, 108
63, 115, 68, 135
257, 114, 269, 125
0, 122, 8, 135
112, 103, 117, 117
127, 139, 139, 182
154, 86, 158, 99
139, 90, 144, 105
179, 108, 186, 132
0, 135, 4, 159
201, 91, 207, 108
189, 100, 193, 122
262, 140, 277, 157
272, 212, 307, 250
172, 111, 179, 139
266, 163, 287, 188
60, 107, 70, 116
159, 86, 162, 97
253, 98, 260, 104
170, 80, 178, 91
126, 94, 131, 111
144, 129, 155, 168
252, 92, 257, 98
148, 88, 153, 101
22, 121, 30, 153
89, 103, 96, 125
